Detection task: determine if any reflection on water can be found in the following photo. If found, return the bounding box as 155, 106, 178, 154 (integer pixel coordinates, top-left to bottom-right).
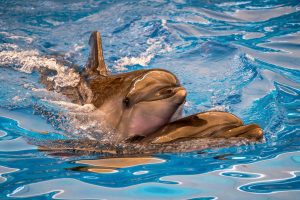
220, 171, 261, 178
73, 157, 165, 174
6, 152, 300, 199
240, 171, 300, 193
0, 130, 7, 138
0, 0, 300, 199
0, 166, 18, 184
0, 137, 36, 152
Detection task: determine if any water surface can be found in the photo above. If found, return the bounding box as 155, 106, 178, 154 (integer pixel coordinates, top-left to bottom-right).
0, 0, 300, 199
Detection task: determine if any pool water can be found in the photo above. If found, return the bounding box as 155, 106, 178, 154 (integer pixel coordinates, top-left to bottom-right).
0, 0, 300, 199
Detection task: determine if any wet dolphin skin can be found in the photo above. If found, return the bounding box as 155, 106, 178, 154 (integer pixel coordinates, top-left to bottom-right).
40, 31, 263, 154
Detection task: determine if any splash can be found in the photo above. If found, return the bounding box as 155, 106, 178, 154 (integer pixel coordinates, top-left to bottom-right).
0, 44, 110, 139
113, 36, 172, 71
0, 44, 80, 89
44, 100, 95, 113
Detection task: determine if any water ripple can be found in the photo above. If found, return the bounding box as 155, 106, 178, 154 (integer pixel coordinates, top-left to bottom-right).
0, 0, 300, 199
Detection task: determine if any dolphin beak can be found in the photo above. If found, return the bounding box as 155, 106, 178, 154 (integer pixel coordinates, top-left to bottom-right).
160, 86, 187, 105
134, 86, 187, 103
158, 86, 186, 97
174, 87, 187, 98
169, 86, 187, 105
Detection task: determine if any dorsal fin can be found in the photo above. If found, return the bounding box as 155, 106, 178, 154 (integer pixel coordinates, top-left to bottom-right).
84, 31, 108, 77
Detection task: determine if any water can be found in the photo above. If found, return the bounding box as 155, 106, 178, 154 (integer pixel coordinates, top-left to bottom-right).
0, 0, 300, 199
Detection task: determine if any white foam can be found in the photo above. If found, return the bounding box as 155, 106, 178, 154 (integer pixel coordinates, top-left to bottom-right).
31, 88, 48, 92
42, 100, 96, 113
113, 54, 154, 71
208, 105, 228, 112
37, 99, 108, 140
12, 96, 24, 103
0, 44, 80, 89
0, 32, 34, 43
218, 1, 250, 7
161, 19, 168, 30
113, 37, 172, 71
0, 44, 110, 139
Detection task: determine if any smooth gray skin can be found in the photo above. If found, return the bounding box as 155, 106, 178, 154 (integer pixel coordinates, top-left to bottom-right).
39, 31, 263, 153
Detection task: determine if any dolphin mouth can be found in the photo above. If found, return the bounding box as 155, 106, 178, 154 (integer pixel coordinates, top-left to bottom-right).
140, 86, 187, 103
166, 86, 187, 105
171, 87, 187, 101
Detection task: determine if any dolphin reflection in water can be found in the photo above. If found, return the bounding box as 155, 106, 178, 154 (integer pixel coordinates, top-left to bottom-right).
39, 31, 263, 156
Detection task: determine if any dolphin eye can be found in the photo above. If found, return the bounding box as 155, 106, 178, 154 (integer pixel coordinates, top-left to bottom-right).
123, 97, 130, 107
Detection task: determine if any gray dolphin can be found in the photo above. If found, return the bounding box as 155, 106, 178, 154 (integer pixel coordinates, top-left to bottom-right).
39, 31, 263, 154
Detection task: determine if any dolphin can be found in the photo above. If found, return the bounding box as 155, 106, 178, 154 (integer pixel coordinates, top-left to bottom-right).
39, 31, 263, 154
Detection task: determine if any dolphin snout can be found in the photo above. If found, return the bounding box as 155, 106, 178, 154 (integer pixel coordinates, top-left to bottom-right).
159, 86, 186, 96
160, 86, 187, 104
167, 86, 187, 105
173, 86, 187, 98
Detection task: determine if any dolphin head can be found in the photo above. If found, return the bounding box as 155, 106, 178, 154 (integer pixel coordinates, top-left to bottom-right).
83, 32, 186, 140
93, 69, 186, 140
118, 70, 187, 139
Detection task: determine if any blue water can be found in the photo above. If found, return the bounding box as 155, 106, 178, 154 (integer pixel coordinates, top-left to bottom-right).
0, 0, 300, 199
